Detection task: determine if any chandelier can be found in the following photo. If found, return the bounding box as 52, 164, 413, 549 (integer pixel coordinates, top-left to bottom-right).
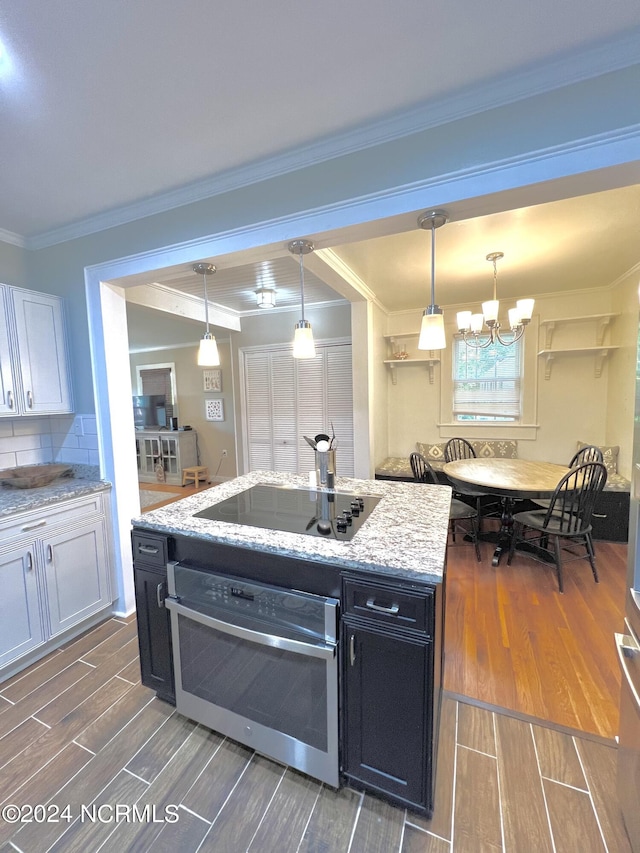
456, 252, 534, 348
417, 209, 448, 351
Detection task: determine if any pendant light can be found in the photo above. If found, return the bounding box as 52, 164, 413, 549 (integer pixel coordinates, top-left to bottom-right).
289, 239, 316, 359
417, 210, 448, 350
193, 263, 220, 366
255, 286, 276, 308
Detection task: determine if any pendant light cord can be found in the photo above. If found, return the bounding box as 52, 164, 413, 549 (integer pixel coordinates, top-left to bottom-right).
203, 270, 210, 334
298, 252, 306, 323
430, 223, 436, 305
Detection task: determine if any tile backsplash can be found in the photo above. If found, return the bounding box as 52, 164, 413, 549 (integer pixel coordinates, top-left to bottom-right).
0, 415, 99, 471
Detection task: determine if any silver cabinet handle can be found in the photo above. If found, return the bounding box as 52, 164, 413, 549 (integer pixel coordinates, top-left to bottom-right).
6, 390, 14, 409
25, 551, 33, 571
156, 582, 164, 608
366, 597, 399, 615
21, 520, 47, 532
138, 545, 159, 555
26, 390, 33, 409
349, 633, 356, 667
46, 544, 53, 562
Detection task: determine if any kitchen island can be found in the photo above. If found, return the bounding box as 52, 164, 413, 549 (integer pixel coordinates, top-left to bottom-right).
131, 470, 451, 816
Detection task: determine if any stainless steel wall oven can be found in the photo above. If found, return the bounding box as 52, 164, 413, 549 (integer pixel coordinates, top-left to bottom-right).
165, 560, 339, 787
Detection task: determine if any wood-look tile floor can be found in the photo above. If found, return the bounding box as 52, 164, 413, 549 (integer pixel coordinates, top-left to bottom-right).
0, 616, 633, 852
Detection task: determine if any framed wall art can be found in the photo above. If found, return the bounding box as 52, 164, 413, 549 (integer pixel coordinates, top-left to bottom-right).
203, 368, 222, 392
205, 398, 224, 421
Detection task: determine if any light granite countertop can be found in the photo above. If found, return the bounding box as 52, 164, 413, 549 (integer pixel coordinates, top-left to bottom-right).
0, 465, 111, 518
132, 470, 451, 584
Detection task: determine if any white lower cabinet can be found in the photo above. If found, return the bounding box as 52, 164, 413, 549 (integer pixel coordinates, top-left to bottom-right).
0, 492, 113, 672
0, 544, 46, 668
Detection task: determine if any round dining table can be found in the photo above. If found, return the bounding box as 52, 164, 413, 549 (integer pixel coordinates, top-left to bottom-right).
443, 458, 570, 565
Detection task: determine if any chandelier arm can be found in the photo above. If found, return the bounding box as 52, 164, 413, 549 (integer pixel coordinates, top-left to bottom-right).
494, 326, 525, 346
460, 331, 495, 349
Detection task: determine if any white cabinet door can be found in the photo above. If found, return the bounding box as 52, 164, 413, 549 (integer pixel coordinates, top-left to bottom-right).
0, 291, 19, 416
42, 520, 111, 637
9, 288, 73, 415
0, 544, 45, 668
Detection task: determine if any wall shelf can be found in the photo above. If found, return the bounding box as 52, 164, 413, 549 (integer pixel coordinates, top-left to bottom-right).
383, 334, 440, 384
539, 313, 618, 349
537, 347, 619, 380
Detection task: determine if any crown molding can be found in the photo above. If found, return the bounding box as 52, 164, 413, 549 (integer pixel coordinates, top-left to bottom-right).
0, 228, 26, 248
24, 30, 640, 251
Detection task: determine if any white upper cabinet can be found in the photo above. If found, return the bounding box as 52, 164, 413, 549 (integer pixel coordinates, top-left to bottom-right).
0, 284, 73, 416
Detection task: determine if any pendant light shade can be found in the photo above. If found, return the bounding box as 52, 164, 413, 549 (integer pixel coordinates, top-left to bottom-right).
193, 263, 220, 366
289, 239, 316, 359
417, 210, 448, 350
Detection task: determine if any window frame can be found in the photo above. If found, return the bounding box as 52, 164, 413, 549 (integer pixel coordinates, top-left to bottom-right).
452, 333, 523, 422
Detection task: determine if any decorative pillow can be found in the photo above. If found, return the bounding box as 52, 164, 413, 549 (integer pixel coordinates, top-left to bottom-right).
415, 442, 446, 462
471, 440, 518, 459
577, 441, 618, 474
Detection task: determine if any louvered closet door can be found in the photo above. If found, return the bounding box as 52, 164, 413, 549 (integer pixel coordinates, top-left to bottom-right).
243, 343, 354, 477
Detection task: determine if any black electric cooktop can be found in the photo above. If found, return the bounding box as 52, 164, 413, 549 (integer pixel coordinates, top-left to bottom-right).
193, 483, 381, 541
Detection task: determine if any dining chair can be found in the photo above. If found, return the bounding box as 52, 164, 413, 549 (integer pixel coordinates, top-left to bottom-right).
410, 452, 481, 561
506, 461, 608, 592
443, 437, 498, 528
533, 444, 604, 511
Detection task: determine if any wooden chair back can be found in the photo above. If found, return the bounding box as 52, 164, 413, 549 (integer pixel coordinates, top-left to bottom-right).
410, 452, 438, 485
543, 462, 608, 535
444, 438, 476, 463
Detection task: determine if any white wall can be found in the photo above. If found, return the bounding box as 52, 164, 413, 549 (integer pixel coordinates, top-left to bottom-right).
378, 285, 637, 476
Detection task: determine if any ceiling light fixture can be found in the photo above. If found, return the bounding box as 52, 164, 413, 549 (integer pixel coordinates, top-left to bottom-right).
289, 239, 316, 359
255, 286, 276, 308
417, 210, 448, 351
456, 252, 534, 348
193, 263, 220, 366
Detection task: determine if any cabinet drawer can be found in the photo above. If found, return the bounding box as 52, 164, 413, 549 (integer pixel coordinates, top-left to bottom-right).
0, 493, 104, 542
132, 532, 168, 569
343, 577, 434, 635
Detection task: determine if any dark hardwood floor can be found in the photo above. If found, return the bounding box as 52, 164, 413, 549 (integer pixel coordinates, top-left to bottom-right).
0, 518, 631, 851
444, 536, 626, 739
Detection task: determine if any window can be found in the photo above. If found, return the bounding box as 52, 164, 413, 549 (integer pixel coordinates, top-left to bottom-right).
452, 336, 522, 422
136, 362, 177, 417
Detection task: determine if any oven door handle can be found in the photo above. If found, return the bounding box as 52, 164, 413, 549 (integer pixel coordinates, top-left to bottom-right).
165, 598, 336, 661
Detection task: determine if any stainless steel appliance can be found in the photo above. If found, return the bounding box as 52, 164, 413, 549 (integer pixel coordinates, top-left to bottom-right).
616, 589, 640, 851
618, 321, 640, 851
165, 561, 340, 786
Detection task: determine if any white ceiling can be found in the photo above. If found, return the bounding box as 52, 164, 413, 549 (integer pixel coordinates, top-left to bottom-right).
2, 2, 640, 316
